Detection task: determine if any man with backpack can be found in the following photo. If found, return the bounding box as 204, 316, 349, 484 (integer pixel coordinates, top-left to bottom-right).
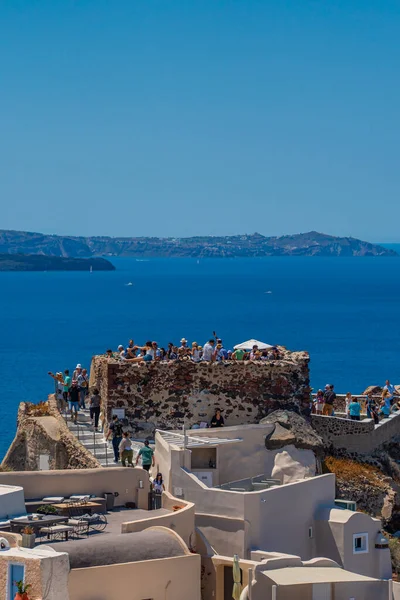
106, 414, 123, 463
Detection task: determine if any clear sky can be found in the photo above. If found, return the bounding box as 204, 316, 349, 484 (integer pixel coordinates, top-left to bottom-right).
1, 1, 399, 241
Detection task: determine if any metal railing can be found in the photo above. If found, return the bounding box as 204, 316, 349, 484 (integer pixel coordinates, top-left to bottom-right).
85, 414, 109, 467
61, 404, 110, 467
91, 426, 110, 466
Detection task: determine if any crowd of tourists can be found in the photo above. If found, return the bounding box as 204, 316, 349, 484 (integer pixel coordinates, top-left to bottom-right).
312, 380, 400, 423
105, 336, 281, 363
48, 366, 101, 428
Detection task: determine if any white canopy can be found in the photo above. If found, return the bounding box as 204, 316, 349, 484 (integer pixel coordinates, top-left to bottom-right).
233, 339, 273, 351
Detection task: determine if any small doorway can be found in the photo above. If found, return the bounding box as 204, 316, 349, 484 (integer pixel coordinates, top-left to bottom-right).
8, 564, 25, 600
312, 583, 332, 600
223, 566, 242, 600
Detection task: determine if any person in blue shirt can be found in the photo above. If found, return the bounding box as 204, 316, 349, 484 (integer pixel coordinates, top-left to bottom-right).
215, 344, 228, 362
383, 380, 400, 406
380, 391, 392, 418
348, 398, 361, 421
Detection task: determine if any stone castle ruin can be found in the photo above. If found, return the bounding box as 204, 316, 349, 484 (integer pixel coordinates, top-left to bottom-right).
90, 348, 310, 438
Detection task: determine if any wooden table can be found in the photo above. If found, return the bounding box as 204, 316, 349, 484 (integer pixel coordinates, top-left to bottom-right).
51, 501, 103, 516
10, 515, 68, 534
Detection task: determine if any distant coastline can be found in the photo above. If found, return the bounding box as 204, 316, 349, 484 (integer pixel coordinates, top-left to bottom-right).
0, 229, 397, 258
0, 253, 115, 272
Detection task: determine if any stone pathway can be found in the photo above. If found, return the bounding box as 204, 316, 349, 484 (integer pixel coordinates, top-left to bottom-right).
65, 408, 142, 468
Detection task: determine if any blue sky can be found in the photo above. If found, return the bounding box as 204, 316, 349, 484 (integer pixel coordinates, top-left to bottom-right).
1, 1, 399, 240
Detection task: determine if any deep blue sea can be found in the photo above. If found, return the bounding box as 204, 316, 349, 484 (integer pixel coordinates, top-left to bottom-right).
1, 251, 400, 459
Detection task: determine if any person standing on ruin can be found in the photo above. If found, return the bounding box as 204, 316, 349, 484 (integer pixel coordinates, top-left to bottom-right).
191, 342, 201, 362
136, 440, 155, 472
348, 397, 361, 421
315, 389, 324, 414
383, 380, 400, 406
89, 388, 101, 431
366, 392, 379, 424
63, 369, 72, 408
250, 345, 259, 360
322, 384, 336, 416
77, 368, 89, 409
48, 371, 66, 412
107, 414, 124, 463
73, 363, 82, 380
179, 338, 189, 355
68, 379, 80, 423
345, 392, 352, 418
202, 339, 215, 361
119, 432, 134, 467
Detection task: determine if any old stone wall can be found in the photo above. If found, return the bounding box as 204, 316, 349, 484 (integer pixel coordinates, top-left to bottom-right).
90, 350, 310, 438
47, 395, 100, 469
2, 397, 100, 471
312, 413, 400, 455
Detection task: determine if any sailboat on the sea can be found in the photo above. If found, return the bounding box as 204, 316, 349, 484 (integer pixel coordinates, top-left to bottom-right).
90, 265, 93, 273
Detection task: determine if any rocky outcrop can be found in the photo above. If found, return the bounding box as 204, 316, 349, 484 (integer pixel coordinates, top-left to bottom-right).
262, 410, 324, 454
2, 397, 100, 471
90, 351, 311, 438
260, 410, 325, 482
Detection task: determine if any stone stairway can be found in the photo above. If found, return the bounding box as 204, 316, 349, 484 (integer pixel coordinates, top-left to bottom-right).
65, 409, 142, 468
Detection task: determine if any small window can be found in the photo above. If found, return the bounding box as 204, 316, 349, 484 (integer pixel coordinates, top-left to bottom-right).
353, 533, 368, 554
308, 527, 313, 539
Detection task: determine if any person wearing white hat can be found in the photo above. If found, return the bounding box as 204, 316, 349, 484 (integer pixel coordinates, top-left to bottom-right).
179, 338, 190, 358
73, 364, 82, 379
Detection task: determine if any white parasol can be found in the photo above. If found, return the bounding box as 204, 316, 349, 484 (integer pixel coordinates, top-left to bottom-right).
233, 339, 273, 351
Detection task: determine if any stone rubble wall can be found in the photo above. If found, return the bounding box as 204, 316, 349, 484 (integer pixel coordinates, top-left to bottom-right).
311, 413, 400, 455
47, 395, 100, 469
90, 350, 310, 438
1, 397, 100, 471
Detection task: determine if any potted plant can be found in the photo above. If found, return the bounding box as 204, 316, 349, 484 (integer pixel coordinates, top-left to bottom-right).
21, 526, 36, 549
14, 580, 31, 600
37, 504, 57, 515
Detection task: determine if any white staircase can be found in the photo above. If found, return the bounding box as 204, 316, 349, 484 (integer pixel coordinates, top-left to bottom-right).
65, 409, 142, 468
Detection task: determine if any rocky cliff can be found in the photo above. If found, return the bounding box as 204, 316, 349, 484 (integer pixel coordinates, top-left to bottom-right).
90, 349, 310, 438
0, 229, 396, 257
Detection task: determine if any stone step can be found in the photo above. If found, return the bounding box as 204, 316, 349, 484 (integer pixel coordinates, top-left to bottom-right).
71, 431, 104, 439
98, 459, 120, 467
63, 415, 93, 424
67, 423, 95, 432
91, 449, 116, 461
81, 441, 108, 450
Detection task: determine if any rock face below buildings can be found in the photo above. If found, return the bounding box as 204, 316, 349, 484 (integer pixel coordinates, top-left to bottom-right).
90, 350, 310, 437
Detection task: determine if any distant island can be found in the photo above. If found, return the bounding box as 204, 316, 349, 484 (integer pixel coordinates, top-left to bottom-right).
0, 229, 396, 258
0, 253, 115, 272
